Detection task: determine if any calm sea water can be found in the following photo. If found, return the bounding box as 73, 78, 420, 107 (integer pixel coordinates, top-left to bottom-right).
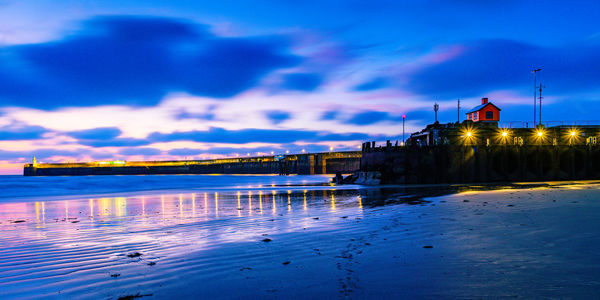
0, 174, 338, 202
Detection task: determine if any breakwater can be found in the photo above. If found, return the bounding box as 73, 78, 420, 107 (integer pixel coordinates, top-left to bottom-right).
360, 143, 600, 184
23, 151, 361, 176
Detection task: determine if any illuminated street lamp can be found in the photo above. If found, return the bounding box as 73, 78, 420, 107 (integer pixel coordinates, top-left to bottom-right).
461, 125, 476, 145
329, 146, 334, 151
402, 114, 406, 144
567, 129, 579, 145
534, 128, 546, 145
497, 129, 510, 144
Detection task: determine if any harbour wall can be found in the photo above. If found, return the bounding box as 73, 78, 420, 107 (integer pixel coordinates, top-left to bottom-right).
24, 151, 361, 176
361, 144, 600, 184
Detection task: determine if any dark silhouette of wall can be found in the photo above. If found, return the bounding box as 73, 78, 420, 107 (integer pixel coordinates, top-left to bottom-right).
361, 145, 600, 184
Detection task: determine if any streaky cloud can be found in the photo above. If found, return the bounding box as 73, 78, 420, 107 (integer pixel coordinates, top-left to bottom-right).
406, 39, 600, 98
0, 16, 301, 109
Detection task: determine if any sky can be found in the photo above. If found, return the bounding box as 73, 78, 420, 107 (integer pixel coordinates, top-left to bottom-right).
0, 0, 599, 174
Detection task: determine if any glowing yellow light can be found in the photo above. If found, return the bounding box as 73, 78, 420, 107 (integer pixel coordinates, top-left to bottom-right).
537, 131, 543, 137
466, 131, 472, 137
329, 146, 334, 151
270, 151, 274, 155
501, 131, 508, 137
570, 131, 576, 136
285, 150, 290, 154
301, 149, 305, 153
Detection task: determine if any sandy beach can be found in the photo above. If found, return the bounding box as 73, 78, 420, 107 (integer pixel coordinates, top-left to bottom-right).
1, 176, 599, 299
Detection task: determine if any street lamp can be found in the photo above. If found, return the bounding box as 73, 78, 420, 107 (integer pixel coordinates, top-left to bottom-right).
402, 114, 406, 144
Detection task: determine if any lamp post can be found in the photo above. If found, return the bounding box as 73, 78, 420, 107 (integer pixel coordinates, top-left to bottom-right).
532, 68, 541, 127
402, 114, 406, 144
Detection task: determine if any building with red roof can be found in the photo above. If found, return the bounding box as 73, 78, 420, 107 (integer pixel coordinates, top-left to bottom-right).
466, 97, 500, 122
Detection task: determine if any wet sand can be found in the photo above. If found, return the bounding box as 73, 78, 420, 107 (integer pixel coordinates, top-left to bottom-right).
1, 179, 599, 299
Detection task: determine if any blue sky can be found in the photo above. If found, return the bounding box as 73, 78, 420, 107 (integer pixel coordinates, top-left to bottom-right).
0, 0, 599, 173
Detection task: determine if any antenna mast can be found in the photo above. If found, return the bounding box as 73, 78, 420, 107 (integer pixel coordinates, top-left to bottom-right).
538, 82, 545, 126
457, 98, 460, 123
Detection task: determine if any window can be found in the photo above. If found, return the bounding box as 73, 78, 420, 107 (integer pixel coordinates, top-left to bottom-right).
486, 111, 493, 119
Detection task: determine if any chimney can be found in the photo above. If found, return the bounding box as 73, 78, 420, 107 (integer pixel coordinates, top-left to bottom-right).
482, 97, 488, 104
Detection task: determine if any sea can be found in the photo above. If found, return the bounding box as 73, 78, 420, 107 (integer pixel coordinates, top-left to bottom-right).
0, 174, 598, 299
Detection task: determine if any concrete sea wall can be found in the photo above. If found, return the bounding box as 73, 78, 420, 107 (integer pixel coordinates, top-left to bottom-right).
361, 145, 600, 184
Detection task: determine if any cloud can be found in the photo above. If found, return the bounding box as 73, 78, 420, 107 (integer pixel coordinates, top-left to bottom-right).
66, 127, 147, 147
405, 39, 600, 98
320, 110, 339, 120
148, 127, 371, 144
280, 73, 323, 91
118, 147, 163, 156
265, 110, 292, 124
0, 125, 48, 140
0, 16, 301, 109
67, 127, 122, 140
0, 148, 95, 161
353, 77, 390, 91
174, 110, 216, 121
345, 111, 391, 125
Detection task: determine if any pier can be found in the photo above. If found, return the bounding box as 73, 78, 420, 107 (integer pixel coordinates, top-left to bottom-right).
23, 151, 361, 176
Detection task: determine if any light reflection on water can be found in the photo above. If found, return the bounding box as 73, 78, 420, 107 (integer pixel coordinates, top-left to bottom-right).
0, 189, 365, 230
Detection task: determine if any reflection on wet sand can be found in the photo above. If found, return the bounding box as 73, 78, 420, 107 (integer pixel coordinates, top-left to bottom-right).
2, 183, 547, 226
